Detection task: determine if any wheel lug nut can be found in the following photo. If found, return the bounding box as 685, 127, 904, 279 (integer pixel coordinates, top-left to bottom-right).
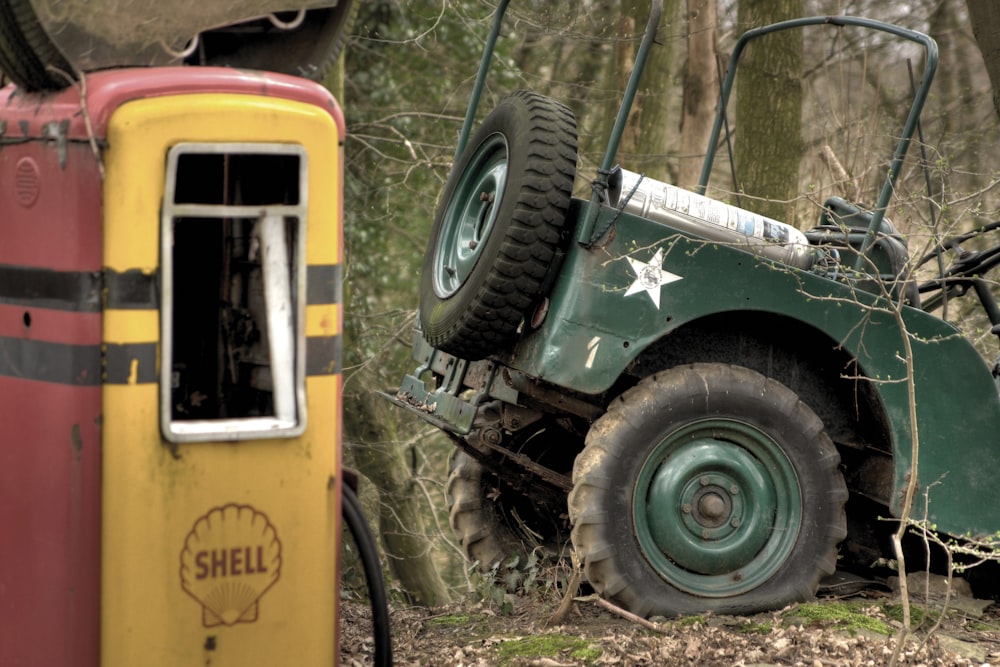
682, 503, 692, 514
468, 240, 478, 250
701, 529, 711, 539
699, 476, 710, 486
730, 518, 741, 528
729, 485, 739, 495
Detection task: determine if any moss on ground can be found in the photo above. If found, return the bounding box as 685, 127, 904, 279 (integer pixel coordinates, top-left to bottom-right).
423, 611, 493, 639
882, 602, 939, 628
426, 613, 472, 628
674, 614, 707, 627
736, 621, 773, 635
493, 633, 602, 666
783, 601, 893, 636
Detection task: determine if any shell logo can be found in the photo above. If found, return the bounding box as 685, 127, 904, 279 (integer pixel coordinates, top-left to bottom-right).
180, 503, 282, 627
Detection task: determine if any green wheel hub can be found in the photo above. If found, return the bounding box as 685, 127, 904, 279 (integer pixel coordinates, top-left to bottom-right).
432, 132, 508, 298
634, 419, 802, 597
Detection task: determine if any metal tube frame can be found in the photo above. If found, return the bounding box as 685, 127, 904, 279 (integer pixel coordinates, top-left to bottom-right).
695, 16, 938, 273
451, 0, 665, 246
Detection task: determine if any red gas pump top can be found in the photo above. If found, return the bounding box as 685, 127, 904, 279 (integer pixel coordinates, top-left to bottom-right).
1, 66, 345, 141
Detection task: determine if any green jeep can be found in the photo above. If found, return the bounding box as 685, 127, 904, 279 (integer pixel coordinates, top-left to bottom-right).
386, 1, 1000, 616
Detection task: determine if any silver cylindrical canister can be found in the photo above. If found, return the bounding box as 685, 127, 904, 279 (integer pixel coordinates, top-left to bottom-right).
608, 168, 816, 270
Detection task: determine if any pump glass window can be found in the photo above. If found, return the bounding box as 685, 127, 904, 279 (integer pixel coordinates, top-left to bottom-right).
161, 144, 307, 442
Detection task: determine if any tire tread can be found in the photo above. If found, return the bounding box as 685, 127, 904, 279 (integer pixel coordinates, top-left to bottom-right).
420, 90, 578, 359
569, 363, 848, 617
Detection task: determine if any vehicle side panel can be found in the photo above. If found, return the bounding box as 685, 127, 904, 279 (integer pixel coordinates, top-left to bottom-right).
508, 200, 1000, 538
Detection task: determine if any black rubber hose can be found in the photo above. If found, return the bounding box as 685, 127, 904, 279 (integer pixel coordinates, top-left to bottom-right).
342, 483, 393, 667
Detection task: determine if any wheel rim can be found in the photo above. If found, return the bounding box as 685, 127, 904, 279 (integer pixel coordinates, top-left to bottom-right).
432, 132, 508, 298
633, 419, 802, 597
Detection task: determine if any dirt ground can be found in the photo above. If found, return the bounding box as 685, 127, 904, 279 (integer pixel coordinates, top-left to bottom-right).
339, 576, 1000, 667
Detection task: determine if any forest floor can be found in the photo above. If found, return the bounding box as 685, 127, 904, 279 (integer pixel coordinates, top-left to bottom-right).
340, 572, 1000, 666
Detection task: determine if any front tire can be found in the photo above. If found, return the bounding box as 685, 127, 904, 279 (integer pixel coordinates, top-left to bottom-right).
569, 363, 847, 617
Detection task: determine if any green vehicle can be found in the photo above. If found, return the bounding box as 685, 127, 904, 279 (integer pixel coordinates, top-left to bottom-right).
386, 1, 1000, 617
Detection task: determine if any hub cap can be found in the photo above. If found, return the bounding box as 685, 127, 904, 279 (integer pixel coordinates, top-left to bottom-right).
432, 132, 508, 298
633, 419, 802, 597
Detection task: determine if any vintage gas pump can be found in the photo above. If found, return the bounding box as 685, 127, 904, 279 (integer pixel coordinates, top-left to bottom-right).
0, 66, 346, 665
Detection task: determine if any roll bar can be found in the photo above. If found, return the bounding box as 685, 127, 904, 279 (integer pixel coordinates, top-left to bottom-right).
696, 17, 938, 272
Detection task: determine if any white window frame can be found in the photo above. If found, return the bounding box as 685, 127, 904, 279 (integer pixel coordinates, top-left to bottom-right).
160, 142, 308, 442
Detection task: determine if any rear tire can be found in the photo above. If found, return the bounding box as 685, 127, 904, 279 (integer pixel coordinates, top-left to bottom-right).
0, 0, 357, 90
419, 90, 577, 360
448, 452, 534, 568
569, 363, 847, 617
447, 449, 568, 568
0, 0, 74, 91
187, 1, 358, 82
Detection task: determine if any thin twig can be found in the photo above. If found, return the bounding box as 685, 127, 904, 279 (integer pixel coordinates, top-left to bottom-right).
545, 553, 582, 627
47, 66, 104, 179
575, 594, 665, 634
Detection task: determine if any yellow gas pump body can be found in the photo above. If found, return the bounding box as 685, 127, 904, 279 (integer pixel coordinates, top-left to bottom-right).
0, 67, 344, 666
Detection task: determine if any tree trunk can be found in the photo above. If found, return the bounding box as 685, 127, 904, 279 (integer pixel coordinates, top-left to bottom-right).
324, 53, 453, 609
633, 0, 683, 183
589, 0, 681, 182
925, 0, 977, 206
608, 5, 639, 165
734, 0, 804, 225
344, 382, 452, 607
677, 0, 718, 189
968, 0, 1000, 121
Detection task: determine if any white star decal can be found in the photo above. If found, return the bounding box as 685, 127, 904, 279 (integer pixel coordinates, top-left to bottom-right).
624, 248, 682, 309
